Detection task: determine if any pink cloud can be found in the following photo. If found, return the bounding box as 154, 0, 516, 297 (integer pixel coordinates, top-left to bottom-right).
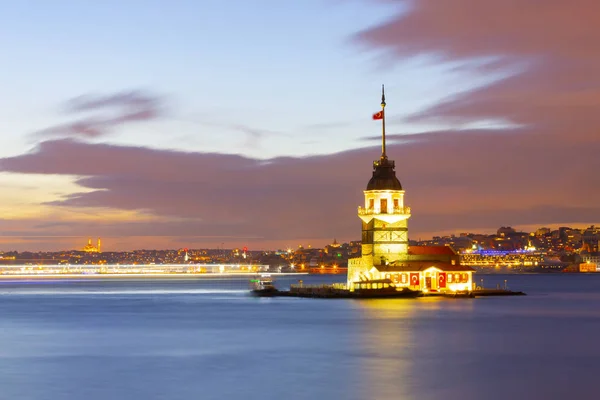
1, 130, 599, 251
357, 0, 600, 61
355, 0, 600, 142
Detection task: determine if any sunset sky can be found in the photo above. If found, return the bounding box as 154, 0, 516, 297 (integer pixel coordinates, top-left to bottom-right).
1, 0, 599, 251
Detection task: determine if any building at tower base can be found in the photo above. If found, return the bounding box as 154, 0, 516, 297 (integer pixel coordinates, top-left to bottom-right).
348, 245, 475, 292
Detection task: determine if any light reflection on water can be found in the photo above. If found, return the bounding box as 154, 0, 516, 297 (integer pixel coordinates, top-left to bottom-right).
354, 300, 417, 400
0, 274, 599, 400
354, 298, 479, 400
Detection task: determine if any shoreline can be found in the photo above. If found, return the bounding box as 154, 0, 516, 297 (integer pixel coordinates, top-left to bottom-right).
0, 272, 308, 281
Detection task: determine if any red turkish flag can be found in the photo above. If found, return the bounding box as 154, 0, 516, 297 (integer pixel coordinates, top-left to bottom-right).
410, 273, 419, 286
438, 272, 447, 288
372, 110, 384, 120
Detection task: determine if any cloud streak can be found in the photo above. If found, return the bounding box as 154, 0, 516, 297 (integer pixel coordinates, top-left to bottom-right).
34, 90, 164, 140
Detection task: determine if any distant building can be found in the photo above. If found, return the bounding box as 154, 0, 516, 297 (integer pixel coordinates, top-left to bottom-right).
536, 227, 551, 237
497, 227, 516, 237
581, 252, 600, 265
82, 238, 101, 253
582, 226, 599, 253
323, 238, 342, 254
579, 262, 598, 272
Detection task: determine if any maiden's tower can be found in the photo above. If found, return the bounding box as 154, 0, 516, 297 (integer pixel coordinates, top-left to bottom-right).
347, 86, 475, 293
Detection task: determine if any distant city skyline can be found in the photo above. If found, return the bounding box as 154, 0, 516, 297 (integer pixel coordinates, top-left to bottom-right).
1, 0, 599, 251
1, 223, 597, 253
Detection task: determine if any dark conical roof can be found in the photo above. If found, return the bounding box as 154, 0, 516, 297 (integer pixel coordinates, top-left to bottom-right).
366, 157, 402, 191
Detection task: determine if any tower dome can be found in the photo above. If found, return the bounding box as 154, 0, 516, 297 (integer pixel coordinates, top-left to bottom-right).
366, 157, 402, 191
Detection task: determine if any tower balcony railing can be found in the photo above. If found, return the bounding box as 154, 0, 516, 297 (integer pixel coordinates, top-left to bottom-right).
358, 206, 411, 216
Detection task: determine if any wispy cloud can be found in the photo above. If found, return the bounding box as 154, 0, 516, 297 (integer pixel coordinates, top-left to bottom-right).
33, 90, 164, 140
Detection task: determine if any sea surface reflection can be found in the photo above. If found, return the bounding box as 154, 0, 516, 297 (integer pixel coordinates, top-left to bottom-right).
0, 274, 598, 399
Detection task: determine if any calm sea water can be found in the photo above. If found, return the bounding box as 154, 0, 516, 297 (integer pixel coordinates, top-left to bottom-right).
1, 274, 599, 400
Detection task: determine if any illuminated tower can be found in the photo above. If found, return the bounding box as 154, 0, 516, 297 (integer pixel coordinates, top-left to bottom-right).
97, 238, 102, 253
347, 87, 474, 291
357, 85, 411, 266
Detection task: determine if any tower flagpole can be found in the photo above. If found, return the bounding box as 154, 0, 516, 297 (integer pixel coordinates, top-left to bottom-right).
381, 84, 387, 159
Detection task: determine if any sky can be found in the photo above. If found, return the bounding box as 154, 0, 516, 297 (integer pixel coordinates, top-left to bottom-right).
1, 0, 599, 251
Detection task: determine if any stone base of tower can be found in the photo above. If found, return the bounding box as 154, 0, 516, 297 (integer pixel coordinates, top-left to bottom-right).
347, 257, 370, 290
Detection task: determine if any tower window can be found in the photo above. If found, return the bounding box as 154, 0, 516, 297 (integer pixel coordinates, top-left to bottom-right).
369, 199, 374, 210
380, 199, 388, 214
393, 199, 399, 210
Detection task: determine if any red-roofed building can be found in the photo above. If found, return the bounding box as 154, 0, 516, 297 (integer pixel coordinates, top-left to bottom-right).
408, 245, 456, 256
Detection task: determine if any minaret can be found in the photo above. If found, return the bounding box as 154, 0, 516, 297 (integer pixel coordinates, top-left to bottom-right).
97, 238, 101, 253
358, 85, 411, 266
